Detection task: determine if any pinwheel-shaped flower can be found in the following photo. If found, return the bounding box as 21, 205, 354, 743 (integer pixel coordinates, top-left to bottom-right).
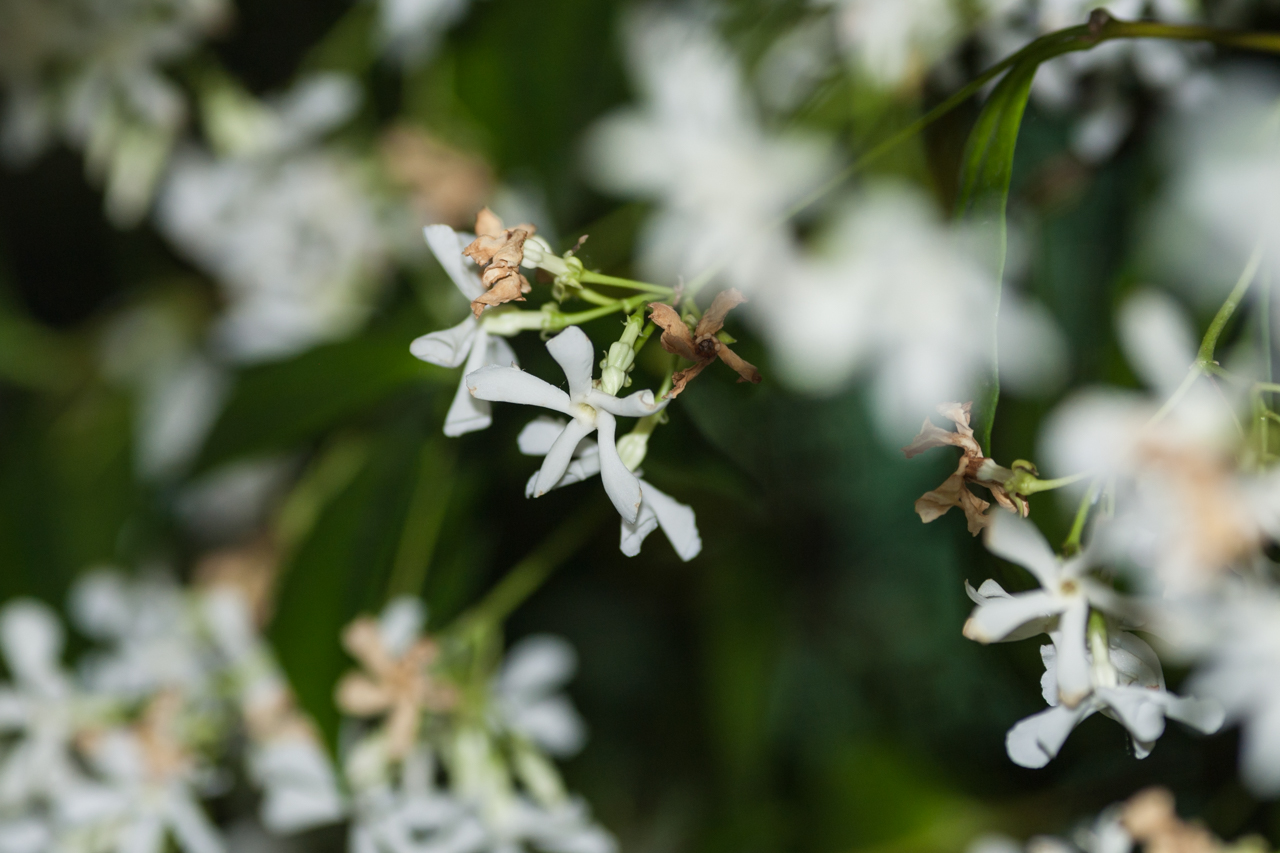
1006, 629, 1222, 769
336, 599, 457, 760
410, 225, 519, 437
517, 418, 701, 561
466, 326, 667, 524
965, 513, 1130, 707
69, 691, 226, 853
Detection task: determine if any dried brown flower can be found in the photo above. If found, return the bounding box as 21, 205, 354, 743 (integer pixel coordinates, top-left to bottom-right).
1122, 787, 1221, 853
649, 289, 761, 398
380, 125, 493, 228
462, 208, 537, 318
194, 537, 278, 627
903, 402, 1026, 536
335, 617, 457, 758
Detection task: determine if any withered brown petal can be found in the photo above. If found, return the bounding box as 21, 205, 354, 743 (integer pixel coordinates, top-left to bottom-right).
667, 360, 712, 399
342, 619, 395, 677
335, 674, 394, 716
716, 344, 761, 385
902, 418, 967, 459
470, 271, 530, 317
474, 207, 504, 238
695, 288, 747, 338
649, 303, 699, 361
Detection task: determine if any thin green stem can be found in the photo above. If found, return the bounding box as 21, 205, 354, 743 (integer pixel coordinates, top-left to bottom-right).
580, 271, 674, 295
1199, 240, 1265, 363
454, 504, 605, 630
549, 294, 653, 329
386, 441, 455, 598
1020, 471, 1090, 495
1062, 478, 1101, 555
575, 287, 616, 306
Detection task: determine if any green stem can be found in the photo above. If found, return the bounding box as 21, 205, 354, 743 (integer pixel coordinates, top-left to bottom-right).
1199, 240, 1265, 363
1062, 478, 1100, 555
453, 504, 605, 630
1019, 471, 1090, 495
580, 271, 673, 295
386, 441, 455, 598
575, 287, 616, 306
548, 294, 653, 330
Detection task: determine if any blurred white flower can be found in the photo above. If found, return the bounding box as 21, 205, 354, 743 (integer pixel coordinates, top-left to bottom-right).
1006, 628, 1221, 768
585, 8, 831, 292
752, 183, 1062, 433
68, 694, 224, 853
0, 0, 229, 224
516, 418, 702, 562
369, 0, 472, 66
0, 601, 91, 809
494, 636, 585, 758
69, 570, 213, 700
411, 225, 522, 437
967, 513, 1130, 706
199, 590, 346, 833
980, 0, 1206, 161
815, 0, 964, 88
1190, 588, 1280, 796
157, 75, 393, 363
1040, 290, 1256, 593
466, 327, 667, 525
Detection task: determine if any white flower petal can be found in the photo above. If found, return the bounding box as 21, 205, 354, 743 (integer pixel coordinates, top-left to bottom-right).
1006, 702, 1094, 769
411, 317, 479, 369
1098, 686, 1167, 745
963, 591, 1062, 644
619, 502, 660, 558
1117, 289, 1198, 398
546, 327, 597, 400
424, 225, 486, 302
0, 601, 64, 691
165, 788, 226, 853
502, 635, 578, 696
485, 331, 518, 369
466, 366, 571, 414
638, 479, 701, 561
519, 418, 571, 456
983, 514, 1062, 589
443, 337, 495, 437
1161, 693, 1225, 735
1054, 601, 1092, 708
595, 413, 643, 525
379, 597, 426, 657
534, 419, 597, 498
588, 388, 666, 419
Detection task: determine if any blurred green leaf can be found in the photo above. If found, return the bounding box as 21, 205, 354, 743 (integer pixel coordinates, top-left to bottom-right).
196, 331, 441, 473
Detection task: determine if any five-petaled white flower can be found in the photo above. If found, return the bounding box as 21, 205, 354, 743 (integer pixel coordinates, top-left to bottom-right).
465, 327, 667, 524
965, 513, 1130, 708
1006, 629, 1222, 769
411, 225, 521, 437
516, 418, 701, 561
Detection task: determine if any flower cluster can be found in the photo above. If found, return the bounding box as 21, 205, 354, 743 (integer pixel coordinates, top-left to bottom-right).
0, 566, 607, 853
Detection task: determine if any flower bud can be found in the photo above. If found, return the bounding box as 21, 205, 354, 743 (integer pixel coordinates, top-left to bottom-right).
479, 307, 547, 336
616, 430, 650, 472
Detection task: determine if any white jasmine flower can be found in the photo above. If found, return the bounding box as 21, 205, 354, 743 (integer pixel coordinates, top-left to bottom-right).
516, 418, 701, 561
348, 745, 486, 853
967, 513, 1129, 706
815, 0, 962, 88
199, 590, 346, 833
0, 601, 91, 808
370, 0, 472, 66
156, 76, 393, 363
0, 0, 229, 223
585, 8, 831, 292
465, 327, 667, 525
68, 699, 225, 853
1040, 291, 1254, 593
410, 225, 522, 437
494, 636, 585, 758
1189, 589, 1280, 796
753, 183, 1062, 433
69, 570, 213, 700
1006, 629, 1221, 768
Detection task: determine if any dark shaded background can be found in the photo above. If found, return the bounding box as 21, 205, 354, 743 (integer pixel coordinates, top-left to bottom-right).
0, 0, 1273, 851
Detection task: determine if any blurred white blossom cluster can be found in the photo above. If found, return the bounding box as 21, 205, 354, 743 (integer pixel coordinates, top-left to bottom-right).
0, 0, 229, 225
0, 566, 608, 853
585, 9, 1065, 437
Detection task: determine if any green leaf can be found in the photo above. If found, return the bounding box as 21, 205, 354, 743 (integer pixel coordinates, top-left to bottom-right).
268, 407, 435, 744
954, 61, 1038, 455
195, 331, 442, 473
